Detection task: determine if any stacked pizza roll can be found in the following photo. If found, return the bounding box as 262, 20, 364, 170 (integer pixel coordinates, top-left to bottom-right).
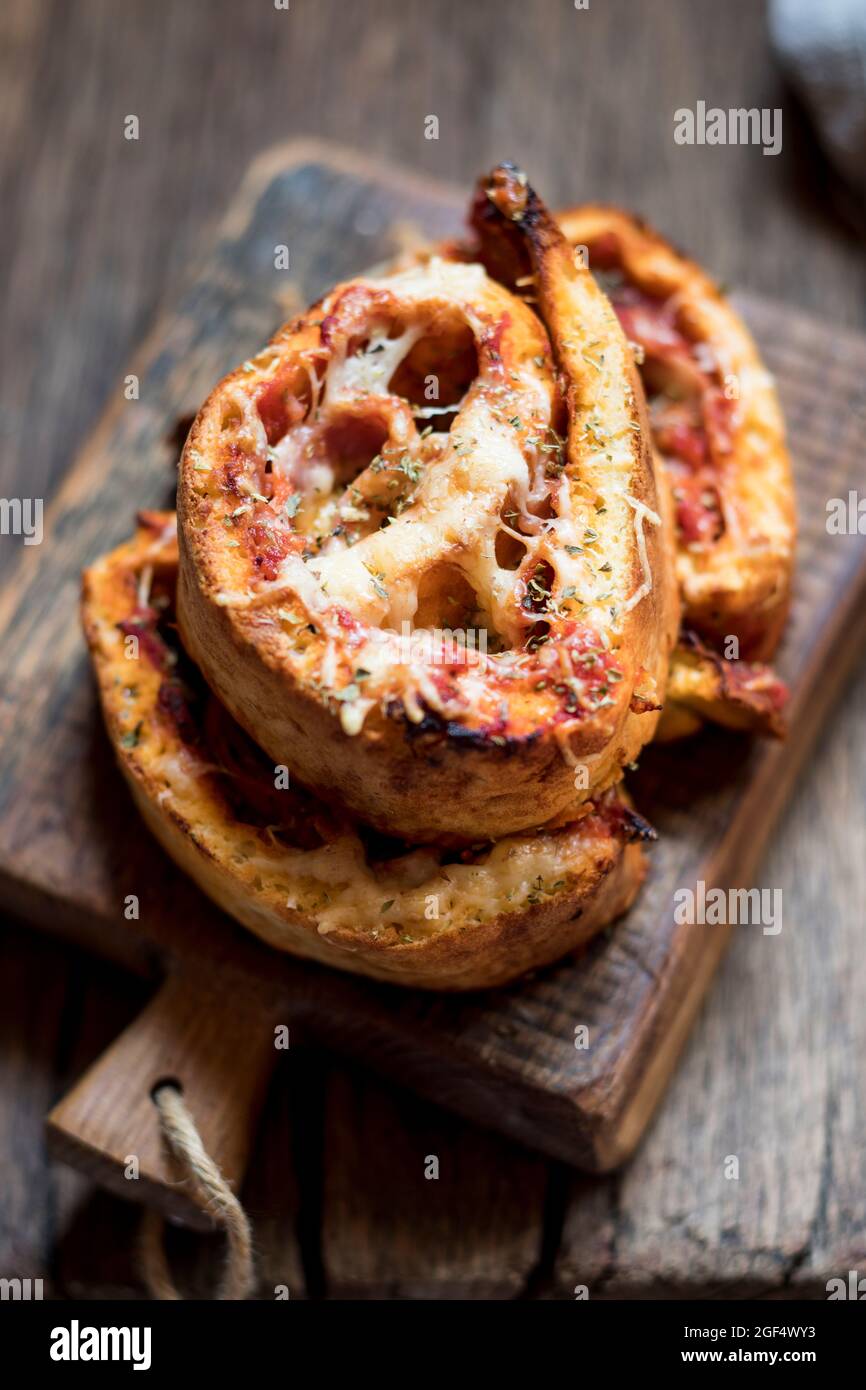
82, 166, 794, 989
555, 205, 794, 738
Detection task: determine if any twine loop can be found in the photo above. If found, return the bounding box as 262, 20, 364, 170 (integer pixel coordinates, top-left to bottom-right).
138, 1082, 254, 1300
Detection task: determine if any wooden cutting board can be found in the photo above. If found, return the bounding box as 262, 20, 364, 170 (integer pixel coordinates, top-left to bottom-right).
2, 140, 866, 1228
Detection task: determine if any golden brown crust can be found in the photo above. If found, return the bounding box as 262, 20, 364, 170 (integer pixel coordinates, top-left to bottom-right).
557, 205, 795, 664
82, 514, 651, 990
656, 633, 787, 741
176, 174, 678, 845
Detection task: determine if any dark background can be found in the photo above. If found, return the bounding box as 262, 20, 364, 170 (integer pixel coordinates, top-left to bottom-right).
1, 0, 864, 1298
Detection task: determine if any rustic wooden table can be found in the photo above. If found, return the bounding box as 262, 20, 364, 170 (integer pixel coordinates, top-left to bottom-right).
2, 0, 864, 1299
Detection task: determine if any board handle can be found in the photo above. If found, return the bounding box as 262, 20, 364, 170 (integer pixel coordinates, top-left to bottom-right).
46, 970, 283, 1231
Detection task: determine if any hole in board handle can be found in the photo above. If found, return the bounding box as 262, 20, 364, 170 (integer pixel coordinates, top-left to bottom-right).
150, 1076, 183, 1101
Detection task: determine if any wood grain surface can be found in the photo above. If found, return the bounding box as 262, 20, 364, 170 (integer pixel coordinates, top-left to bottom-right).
2, 0, 865, 1301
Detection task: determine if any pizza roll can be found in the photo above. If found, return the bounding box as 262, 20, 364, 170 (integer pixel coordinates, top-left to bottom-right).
81, 514, 653, 990
553, 206, 794, 739
176, 184, 678, 843
557, 205, 795, 663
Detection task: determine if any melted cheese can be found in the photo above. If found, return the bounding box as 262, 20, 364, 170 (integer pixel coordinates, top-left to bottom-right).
622, 494, 660, 612
312, 367, 550, 643
210, 253, 658, 737
325, 324, 421, 402
363, 256, 489, 304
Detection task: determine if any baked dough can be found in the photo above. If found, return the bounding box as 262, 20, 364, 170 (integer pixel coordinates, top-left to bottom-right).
82, 513, 652, 990
656, 631, 787, 741
550, 206, 794, 740
556, 205, 795, 663
177, 176, 678, 844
